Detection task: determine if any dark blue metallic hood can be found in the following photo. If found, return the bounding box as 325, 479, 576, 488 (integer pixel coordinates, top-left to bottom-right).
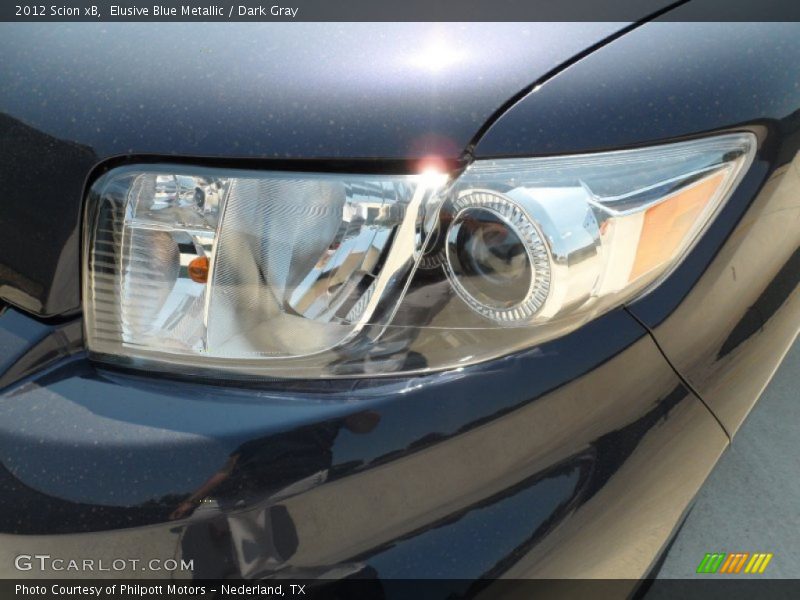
0, 22, 632, 161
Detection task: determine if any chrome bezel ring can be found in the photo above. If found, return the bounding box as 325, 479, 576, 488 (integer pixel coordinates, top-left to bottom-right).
444, 190, 551, 324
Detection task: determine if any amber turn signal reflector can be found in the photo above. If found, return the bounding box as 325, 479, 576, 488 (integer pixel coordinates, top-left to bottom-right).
630, 170, 726, 281
188, 256, 210, 284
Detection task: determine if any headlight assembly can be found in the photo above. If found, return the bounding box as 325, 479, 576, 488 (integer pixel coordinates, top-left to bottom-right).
84, 133, 755, 378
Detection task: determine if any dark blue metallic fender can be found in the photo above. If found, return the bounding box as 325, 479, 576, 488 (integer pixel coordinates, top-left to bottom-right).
0, 306, 727, 580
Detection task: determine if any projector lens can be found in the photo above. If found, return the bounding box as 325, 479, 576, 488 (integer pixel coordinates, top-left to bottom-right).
447, 208, 533, 309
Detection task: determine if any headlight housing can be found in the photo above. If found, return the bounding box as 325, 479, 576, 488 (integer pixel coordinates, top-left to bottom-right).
84, 133, 755, 378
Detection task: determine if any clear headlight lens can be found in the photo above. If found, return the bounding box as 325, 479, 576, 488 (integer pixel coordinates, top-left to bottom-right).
84, 133, 755, 378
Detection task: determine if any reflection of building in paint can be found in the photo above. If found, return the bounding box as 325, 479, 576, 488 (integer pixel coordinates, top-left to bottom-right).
0, 113, 98, 314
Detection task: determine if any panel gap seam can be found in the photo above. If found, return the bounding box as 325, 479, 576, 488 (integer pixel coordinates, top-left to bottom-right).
624, 306, 733, 444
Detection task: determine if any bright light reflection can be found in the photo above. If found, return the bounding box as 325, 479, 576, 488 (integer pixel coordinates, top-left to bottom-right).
419, 166, 449, 190
409, 41, 464, 73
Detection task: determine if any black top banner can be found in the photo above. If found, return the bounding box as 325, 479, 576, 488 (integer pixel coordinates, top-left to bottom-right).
2, 0, 800, 22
